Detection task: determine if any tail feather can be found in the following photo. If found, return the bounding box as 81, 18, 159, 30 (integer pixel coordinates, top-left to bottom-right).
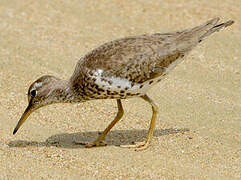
191, 17, 220, 34
180, 18, 234, 40
176, 18, 234, 52
199, 19, 234, 40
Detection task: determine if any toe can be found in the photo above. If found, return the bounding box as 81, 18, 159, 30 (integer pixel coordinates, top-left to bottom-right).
120, 141, 147, 149
135, 143, 149, 151
85, 142, 95, 148
120, 144, 137, 148
85, 141, 107, 148
73, 141, 88, 145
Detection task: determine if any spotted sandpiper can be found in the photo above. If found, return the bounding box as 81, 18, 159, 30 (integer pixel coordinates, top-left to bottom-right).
13, 18, 234, 150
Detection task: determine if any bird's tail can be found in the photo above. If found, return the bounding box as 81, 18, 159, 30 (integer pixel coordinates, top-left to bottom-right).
199, 18, 234, 41
189, 18, 234, 42
175, 18, 234, 52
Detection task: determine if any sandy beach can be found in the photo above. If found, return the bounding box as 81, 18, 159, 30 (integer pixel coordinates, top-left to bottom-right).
0, 0, 240, 179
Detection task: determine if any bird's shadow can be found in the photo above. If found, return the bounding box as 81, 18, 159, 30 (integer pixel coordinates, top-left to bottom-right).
8, 128, 189, 149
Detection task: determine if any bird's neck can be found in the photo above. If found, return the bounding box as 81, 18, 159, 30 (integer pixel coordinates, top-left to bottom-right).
52, 78, 87, 104
50, 79, 76, 103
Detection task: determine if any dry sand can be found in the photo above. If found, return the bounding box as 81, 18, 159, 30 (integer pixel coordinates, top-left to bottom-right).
0, 0, 240, 179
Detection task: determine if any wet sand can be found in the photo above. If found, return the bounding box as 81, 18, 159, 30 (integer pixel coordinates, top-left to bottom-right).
0, 0, 240, 179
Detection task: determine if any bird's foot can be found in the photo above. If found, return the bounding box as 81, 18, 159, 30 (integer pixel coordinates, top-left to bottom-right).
120, 141, 150, 151
73, 140, 107, 148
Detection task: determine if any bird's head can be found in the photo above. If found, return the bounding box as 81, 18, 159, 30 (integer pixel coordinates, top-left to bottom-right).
13, 75, 68, 134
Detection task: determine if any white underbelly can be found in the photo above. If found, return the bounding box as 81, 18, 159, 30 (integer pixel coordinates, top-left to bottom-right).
87, 57, 184, 97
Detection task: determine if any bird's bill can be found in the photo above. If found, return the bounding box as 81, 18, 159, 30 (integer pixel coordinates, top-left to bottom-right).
13, 103, 33, 135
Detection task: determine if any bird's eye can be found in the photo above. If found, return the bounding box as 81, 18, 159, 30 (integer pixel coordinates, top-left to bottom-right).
30, 89, 37, 97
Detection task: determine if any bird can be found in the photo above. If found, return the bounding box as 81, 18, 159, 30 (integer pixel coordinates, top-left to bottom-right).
13, 18, 234, 150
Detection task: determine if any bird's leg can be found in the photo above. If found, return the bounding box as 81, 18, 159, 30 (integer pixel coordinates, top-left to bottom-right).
121, 94, 158, 151
74, 99, 124, 147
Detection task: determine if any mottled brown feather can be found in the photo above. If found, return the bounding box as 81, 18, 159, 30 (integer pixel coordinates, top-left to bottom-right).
71, 18, 234, 84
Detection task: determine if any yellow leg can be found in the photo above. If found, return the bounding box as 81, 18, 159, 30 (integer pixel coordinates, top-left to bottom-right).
121, 94, 158, 151
74, 99, 124, 147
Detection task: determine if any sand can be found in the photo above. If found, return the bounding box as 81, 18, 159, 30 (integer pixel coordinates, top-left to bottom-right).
0, 0, 240, 179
